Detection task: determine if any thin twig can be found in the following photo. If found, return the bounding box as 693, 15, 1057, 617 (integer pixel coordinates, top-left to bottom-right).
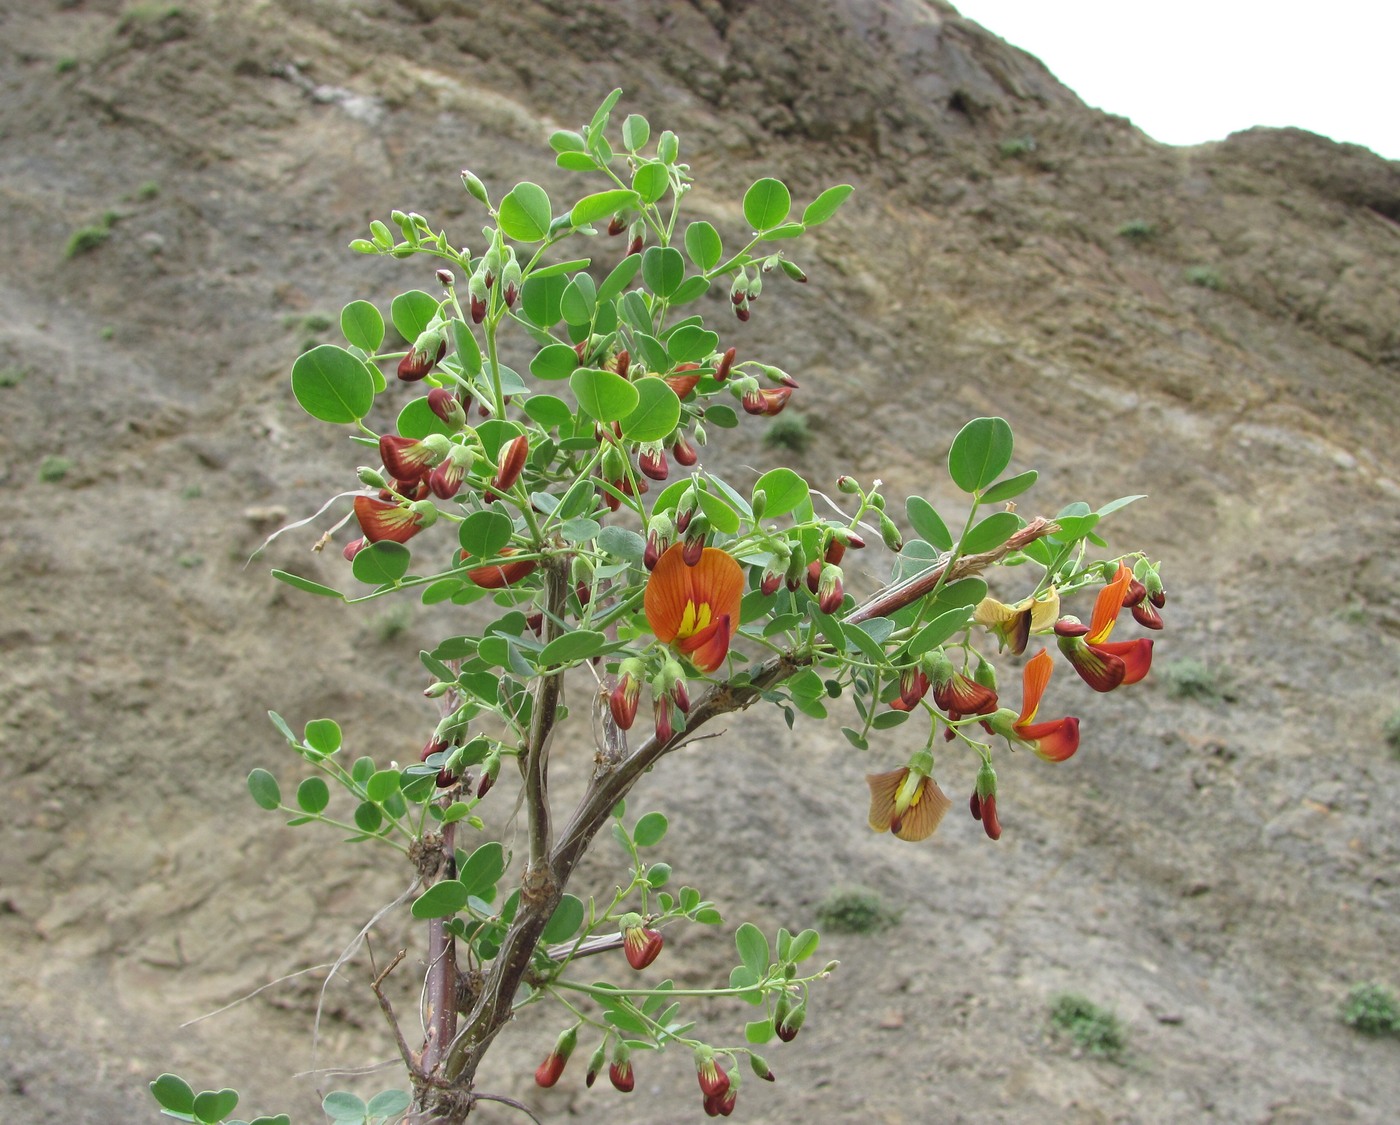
370, 949, 419, 1076
473, 1092, 544, 1124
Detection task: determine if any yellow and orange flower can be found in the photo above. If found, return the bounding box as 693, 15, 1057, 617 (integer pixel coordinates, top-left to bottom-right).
974, 588, 1060, 655
1055, 564, 1153, 692
866, 766, 953, 842
643, 545, 743, 673
1010, 648, 1080, 762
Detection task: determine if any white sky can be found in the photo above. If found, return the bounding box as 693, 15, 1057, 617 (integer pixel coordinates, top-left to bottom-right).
952, 1, 1400, 161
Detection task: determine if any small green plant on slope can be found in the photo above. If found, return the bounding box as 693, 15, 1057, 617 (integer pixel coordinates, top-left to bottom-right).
1050, 993, 1128, 1060
1341, 983, 1400, 1036
150, 89, 1169, 1123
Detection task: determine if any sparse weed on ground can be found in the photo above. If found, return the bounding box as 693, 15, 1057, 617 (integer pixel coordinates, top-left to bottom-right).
1382, 711, 1400, 757
815, 888, 901, 935
997, 137, 1036, 159
136, 180, 160, 202
764, 412, 811, 455
0, 366, 26, 388
1341, 983, 1400, 1035
371, 604, 413, 644
1049, 993, 1128, 1060
1117, 219, 1157, 243
1161, 657, 1230, 702
39, 456, 74, 483
1185, 265, 1222, 290
65, 223, 111, 259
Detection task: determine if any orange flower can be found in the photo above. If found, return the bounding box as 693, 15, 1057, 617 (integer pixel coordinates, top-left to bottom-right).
643, 545, 743, 673
1056, 565, 1153, 692
1009, 648, 1080, 762
865, 766, 953, 842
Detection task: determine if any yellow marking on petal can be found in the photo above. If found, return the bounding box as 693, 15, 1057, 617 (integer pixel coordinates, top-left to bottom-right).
676, 600, 711, 640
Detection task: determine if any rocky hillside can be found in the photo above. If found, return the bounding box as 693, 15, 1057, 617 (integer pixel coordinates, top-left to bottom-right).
2, 1, 1399, 1121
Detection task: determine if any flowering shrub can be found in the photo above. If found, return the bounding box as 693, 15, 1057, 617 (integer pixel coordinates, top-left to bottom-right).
151, 90, 1166, 1124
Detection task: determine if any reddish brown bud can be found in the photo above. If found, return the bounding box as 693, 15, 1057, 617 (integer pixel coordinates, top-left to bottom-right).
608, 215, 627, 236
470, 294, 487, 324
342, 537, 366, 561
609, 1060, 635, 1093
492, 435, 529, 493
696, 1055, 729, 1099
714, 346, 736, 382
615, 349, 630, 380
627, 234, 643, 255
824, 537, 846, 566
397, 339, 446, 382
734, 299, 750, 322
980, 793, 1002, 840
683, 533, 705, 567
673, 435, 698, 465
462, 547, 537, 589
624, 923, 664, 970
426, 387, 466, 428
639, 446, 669, 481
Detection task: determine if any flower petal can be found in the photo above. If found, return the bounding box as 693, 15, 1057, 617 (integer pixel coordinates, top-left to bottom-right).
894, 776, 953, 842
1057, 633, 1126, 692
1016, 716, 1080, 762
1016, 648, 1054, 726
865, 767, 907, 833
1092, 638, 1154, 685
1087, 564, 1132, 644
677, 614, 733, 673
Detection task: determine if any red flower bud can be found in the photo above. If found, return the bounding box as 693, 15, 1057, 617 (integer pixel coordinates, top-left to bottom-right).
614, 349, 630, 380
695, 1053, 729, 1099
654, 694, 675, 744
354, 495, 425, 544
610, 671, 641, 730
470, 294, 487, 323
639, 446, 669, 481
492, 435, 529, 493
980, 793, 1002, 840
462, 547, 537, 589
609, 1059, 635, 1093
397, 338, 446, 382
627, 234, 643, 255
713, 346, 736, 382
426, 387, 466, 428
673, 435, 699, 465
608, 215, 627, 236
342, 537, 366, 561
623, 922, 664, 970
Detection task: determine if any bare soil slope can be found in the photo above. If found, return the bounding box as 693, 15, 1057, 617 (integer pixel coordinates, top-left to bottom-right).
2, 1, 1399, 1122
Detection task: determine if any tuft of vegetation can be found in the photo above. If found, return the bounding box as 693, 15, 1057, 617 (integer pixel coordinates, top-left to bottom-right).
55, 56, 78, 74
1160, 657, 1231, 702
1341, 983, 1400, 1036
39, 456, 74, 483
1384, 711, 1400, 757
1117, 219, 1158, 243
997, 137, 1036, 159
136, 180, 160, 202
814, 887, 901, 935
1049, 993, 1128, 1060
372, 604, 414, 644
0, 366, 26, 389
1185, 265, 1222, 290
763, 412, 811, 455
65, 223, 111, 259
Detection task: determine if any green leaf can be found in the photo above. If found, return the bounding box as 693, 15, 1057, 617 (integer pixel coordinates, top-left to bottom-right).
193, 1089, 239, 1124
735, 922, 770, 976
291, 345, 375, 423
247, 769, 281, 810
528, 257, 592, 281
524, 394, 573, 429
366, 769, 400, 803
948, 416, 1014, 493
365, 1091, 412, 1117
539, 630, 607, 667
322, 1091, 367, 1120
571, 366, 640, 423
666, 325, 719, 365
556, 150, 598, 172
745, 1018, 775, 1044
389, 290, 439, 344
647, 862, 671, 888
743, 177, 791, 230
633, 811, 669, 847
151, 1074, 196, 1114
1097, 493, 1147, 517
451, 318, 481, 375
560, 273, 597, 326
411, 879, 469, 920
980, 469, 1039, 505
632, 161, 669, 205
622, 112, 650, 151
542, 894, 585, 943
759, 221, 806, 241
802, 184, 854, 226
906, 496, 952, 551
460, 841, 506, 897
908, 606, 975, 655
296, 777, 330, 815
598, 253, 641, 302
787, 927, 820, 963
550, 129, 586, 153
304, 718, 342, 754
571, 188, 639, 227
587, 87, 624, 142
844, 622, 888, 665
530, 342, 579, 381
352, 541, 411, 586
521, 273, 567, 328
458, 510, 514, 558
961, 511, 1022, 555
248, 1117, 292, 1125
753, 467, 810, 518
396, 395, 454, 440
340, 300, 384, 352
696, 487, 740, 534
669, 275, 710, 306
621, 377, 681, 442
641, 246, 685, 298
684, 220, 723, 271
271, 570, 343, 599
596, 527, 644, 563
872, 709, 910, 730
497, 182, 552, 242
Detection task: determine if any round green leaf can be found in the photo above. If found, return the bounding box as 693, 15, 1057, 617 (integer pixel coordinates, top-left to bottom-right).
365, 1090, 412, 1117
620, 377, 681, 442
641, 246, 685, 298
557, 151, 598, 172
322, 1091, 367, 1120
753, 467, 810, 518
521, 273, 567, 329
571, 188, 639, 227
539, 630, 607, 667
802, 184, 854, 226
571, 366, 639, 423
906, 496, 953, 551
150, 1074, 196, 1113
788, 927, 820, 963
304, 718, 342, 754
948, 416, 1014, 493
389, 290, 439, 345
247, 769, 281, 810
524, 393, 574, 429
530, 342, 580, 381
296, 777, 330, 815
498, 182, 552, 242
669, 275, 710, 306
352, 541, 412, 586
366, 769, 401, 803
622, 112, 650, 151
598, 253, 642, 302
908, 606, 976, 655
291, 345, 375, 423
460, 841, 506, 897
340, 300, 384, 352
397, 395, 455, 439
458, 509, 514, 558
411, 879, 469, 919
633, 811, 669, 847
193, 1089, 239, 1124
666, 325, 719, 365
696, 487, 740, 534
354, 800, 383, 832
961, 511, 1023, 555
550, 129, 586, 153
560, 274, 597, 326
735, 921, 770, 975
632, 161, 670, 204
743, 177, 791, 231
684, 220, 723, 271
541, 893, 585, 943
979, 469, 1038, 505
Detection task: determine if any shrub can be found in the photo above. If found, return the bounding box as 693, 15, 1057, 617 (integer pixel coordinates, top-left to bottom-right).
764, 411, 811, 454
1382, 712, 1400, 756
1116, 219, 1157, 243
65, 224, 110, 259
1341, 983, 1400, 1035
1161, 657, 1227, 702
997, 137, 1036, 159
38, 456, 73, 483
1185, 265, 1222, 290
815, 888, 901, 934
1049, 993, 1127, 1059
